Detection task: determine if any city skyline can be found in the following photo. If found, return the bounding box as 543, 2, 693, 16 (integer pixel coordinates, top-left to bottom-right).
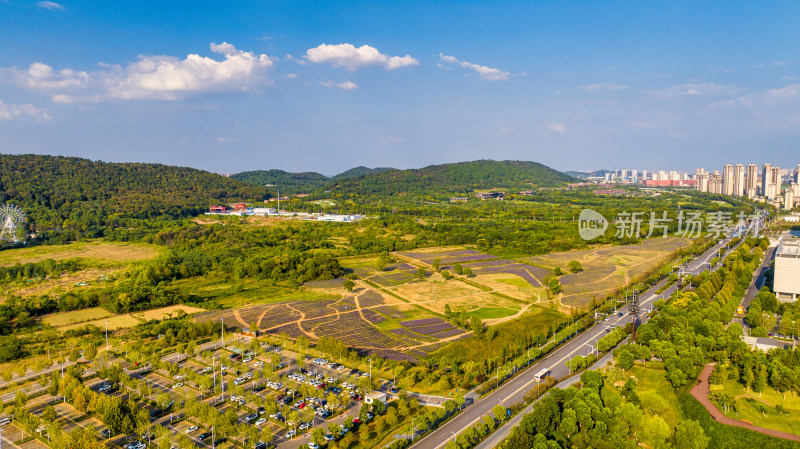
1, 1, 800, 174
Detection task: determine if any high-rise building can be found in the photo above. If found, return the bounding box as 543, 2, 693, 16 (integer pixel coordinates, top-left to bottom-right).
641, 170, 648, 181
796, 164, 800, 184
723, 164, 734, 195
733, 164, 745, 197
746, 164, 759, 198
786, 189, 795, 211
697, 173, 709, 192
709, 174, 723, 194
762, 164, 773, 197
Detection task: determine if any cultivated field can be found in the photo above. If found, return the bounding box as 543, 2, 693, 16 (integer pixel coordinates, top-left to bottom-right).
526, 236, 692, 307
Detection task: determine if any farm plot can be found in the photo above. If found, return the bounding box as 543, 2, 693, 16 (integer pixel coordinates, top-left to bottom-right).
303, 277, 346, 289
525, 236, 693, 307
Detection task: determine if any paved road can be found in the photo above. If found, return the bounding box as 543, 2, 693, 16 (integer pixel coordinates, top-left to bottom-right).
741, 246, 775, 310
411, 226, 754, 449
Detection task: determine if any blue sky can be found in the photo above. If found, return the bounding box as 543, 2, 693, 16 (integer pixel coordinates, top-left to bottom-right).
1, 1, 798, 175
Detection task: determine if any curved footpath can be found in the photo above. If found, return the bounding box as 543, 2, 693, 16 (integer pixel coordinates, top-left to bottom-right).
690, 363, 800, 442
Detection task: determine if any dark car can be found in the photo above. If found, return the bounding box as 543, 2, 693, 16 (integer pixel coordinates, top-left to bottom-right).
282, 396, 293, 405
213, 438, 227, 446
149, 409, 162, 419
257, 407, 266, 415
198, 432, 212, 440
254, 443, 267, 449
253, 385, 265, 393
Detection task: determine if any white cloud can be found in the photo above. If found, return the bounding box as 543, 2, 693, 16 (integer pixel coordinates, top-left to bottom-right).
9, 42, 274, 103
284, 73, 298, 79
216, 137, 236, 143
306, 43, 418, 71
337, 81, 358, 90
0, 99, 49, 121
37, 1, 65, 11
437, 54, 510, 81
712, 84, 800, 108
319, 80, 359, 91
545, 121, 566, 134
580, 83, 628, 93
647, 83, 739, 100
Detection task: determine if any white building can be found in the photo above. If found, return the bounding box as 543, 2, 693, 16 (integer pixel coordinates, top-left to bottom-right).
774, 237, 800, 302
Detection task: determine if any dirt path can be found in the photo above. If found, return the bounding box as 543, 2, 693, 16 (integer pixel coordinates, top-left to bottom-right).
690, 363, 800, 442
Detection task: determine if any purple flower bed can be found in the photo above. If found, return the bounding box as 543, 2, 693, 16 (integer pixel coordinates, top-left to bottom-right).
362, 309, 386, 324
391, 328, 421, 338
439, 254, 497, 264
471, 264, 543, 287
461, 259, 517, 268
399, 249, 485, 261
358, 290, 384, 307
431, 328, 466, 339
399, 318, 443, 327
375, 306, 407, 319
408, 322, 455, 335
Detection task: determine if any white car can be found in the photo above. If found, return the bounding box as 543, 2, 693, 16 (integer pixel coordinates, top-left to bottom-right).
243, 357, 253, 363
285, 430, 297, 439
308, 443, 319, 449
185, 426, 198, 433
171, 383, 183, 389
253, 361, 264, 367
255, 418, 267, 426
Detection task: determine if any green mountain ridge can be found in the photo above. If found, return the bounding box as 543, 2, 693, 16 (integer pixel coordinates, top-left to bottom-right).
0, 153, 268, 240
231, 166, 394, 193
326, 160, 577, 198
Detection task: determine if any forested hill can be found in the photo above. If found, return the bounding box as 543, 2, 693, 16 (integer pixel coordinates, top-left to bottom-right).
232, 166, 394, 193
0, 154, 268, 240
329, 166, 393, 180
327, 160, 577, 198
231, 169, 328, 193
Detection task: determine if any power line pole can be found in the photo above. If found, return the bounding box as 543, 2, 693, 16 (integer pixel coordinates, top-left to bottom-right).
630, 290, 640, 343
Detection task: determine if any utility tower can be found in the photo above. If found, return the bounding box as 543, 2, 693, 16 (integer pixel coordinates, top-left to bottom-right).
630, 290, 640, 343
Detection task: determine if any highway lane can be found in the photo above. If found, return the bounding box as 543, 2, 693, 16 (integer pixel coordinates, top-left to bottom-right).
411, 228, 752, 449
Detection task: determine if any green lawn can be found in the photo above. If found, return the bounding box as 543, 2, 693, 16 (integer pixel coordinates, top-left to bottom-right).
712, 376, 800, 435
465, 307, 518, 320
495, 277, 531, 288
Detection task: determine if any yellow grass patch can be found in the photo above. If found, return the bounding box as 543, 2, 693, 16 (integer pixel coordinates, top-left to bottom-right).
389, 278, 521, 317
43, 307, 113, 327
0, 241, 159, 267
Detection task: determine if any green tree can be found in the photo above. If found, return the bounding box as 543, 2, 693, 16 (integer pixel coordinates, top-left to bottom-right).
416, 267, 426, 279
343, 279, 355, 292
453, 263, 463, 275
432, 258, 441, 271
616, 349, 634, 371
463, 267, 473, 277
42, 404, 57, 423
567, 261, 583, 273
675, 419, 708, 449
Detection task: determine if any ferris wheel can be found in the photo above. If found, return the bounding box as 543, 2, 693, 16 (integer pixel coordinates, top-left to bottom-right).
0, 204, 26, 242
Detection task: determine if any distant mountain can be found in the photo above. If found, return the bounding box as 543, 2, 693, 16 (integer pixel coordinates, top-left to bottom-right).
326, 160, 577, 198
564, 169, 613, 179
232, 166, 395, 193
330, 166, 394, 180
0, 154, 268, 239
231, 169, 328, 193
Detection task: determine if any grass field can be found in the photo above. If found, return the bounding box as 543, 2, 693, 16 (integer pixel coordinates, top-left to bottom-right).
42, 307, 113, 327
432, 305, 565, 363
0, 241, 160, 267
465, 307, 518, 320
50, 304, 207, 331
713, 376, 800, 435
1, 241, 161, 302
390, 277, 522, 318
